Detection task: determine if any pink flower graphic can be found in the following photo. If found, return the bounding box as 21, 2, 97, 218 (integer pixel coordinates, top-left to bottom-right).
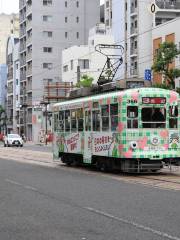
160, 130, 169, 139
131, 91, 139, 101
169, 92, 178, 104
117, 122, 124, 132
138, 136, 148, 150
118, 144, 124, 152
164, 143, 169, 150
123, 149, 133, 158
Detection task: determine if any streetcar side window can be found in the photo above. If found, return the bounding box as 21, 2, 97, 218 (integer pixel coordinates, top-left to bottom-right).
142, 107, 166, 128
101, 105, 109, 131
77, 108, 84, 131
127, 106, 138, 128
92, 110, 100, 131
169, 106, 178, 129
71, 110, 77, 132
65, 110, 70, 132
59, 111, 64, 132
85, 110, 91, 131
54, 113, 59, 131
110, 103, 118, 131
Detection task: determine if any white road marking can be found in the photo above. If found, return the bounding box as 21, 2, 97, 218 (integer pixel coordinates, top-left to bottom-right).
85, 207, 180, 240
5, 179, 38, 192
24, 185, 38, 191
5, 179, 23, 186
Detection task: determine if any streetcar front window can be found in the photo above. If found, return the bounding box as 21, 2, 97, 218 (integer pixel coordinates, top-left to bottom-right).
169, 105, 178, 129
110, 104, 118, 131
142, 107, 166, 128
101, 105, 109, 131
127, 106, 138, 128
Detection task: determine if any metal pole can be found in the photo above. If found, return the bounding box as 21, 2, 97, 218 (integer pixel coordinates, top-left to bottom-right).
45, 103, 48, 145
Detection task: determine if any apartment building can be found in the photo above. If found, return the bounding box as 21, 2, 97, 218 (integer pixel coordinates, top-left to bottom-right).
19, 0, 100, 142
0, 64, 7, 109
62, 24, 114, 85
6, 36, 20, 134
105, 0, 112, 30
112, 0, 180, 87
0, 13, 19, 64
152, 18, 180, 87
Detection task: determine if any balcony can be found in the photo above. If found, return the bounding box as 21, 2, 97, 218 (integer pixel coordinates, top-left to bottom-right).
27, 115, 32, 123
130, 6, 138, 15
27, 82, 32, 92
20, 58, 26, 66
130, 27, 138, 36
20, 72, 26, 81
130, 68, 138, 76
19, 0, 26, 9
26, 36, 32, 46
20, 28, 26, 37
26, 52, 32, 61
26, 67, 32, 76
26, 20, 32, 31
27, 98, 32, 106
20, 43, 26, 52
130, 48, 138, 56
26, 4, 32, 16
7, 86, 13, 94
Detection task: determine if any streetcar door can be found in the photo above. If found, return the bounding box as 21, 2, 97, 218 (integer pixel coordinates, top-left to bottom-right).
84, 109, 92, 163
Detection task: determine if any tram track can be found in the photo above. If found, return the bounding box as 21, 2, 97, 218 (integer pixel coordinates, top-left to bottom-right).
0, 146, 180, 190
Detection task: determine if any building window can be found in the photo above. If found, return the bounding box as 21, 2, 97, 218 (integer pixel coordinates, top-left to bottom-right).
71, 60, 73, 70
65, 1, 67, 7
43, 15, 52, 22
43, 0, 52, 6
63, 65, 68, 72
16, 79, 18, 85
76, 32, 79, 39
125, 22, 127, 30
43, 47, 52, 53
65, 16, 68, 23
78, 59, 89, 69
76, 16, 79, 23
43, 63, 53, 69
76, 1, 79, 7
43, 78, 53, 85
43, 31, 53, 37
65, 32, 68, 38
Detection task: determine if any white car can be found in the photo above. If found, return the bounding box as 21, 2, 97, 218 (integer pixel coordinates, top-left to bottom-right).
4, 134, 23, 147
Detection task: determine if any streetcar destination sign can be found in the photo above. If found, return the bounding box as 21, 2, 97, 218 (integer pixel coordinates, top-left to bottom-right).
142, 97, 166, 104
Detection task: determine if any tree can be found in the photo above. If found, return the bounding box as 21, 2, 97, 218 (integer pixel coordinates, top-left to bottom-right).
76, 74, 94, 88
152, 42, 180, 89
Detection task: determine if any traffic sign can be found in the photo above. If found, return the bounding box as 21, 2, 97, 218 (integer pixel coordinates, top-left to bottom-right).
144, 69, 152, 81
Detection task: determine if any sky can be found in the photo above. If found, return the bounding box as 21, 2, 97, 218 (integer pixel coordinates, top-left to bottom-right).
0, 0, 104, 14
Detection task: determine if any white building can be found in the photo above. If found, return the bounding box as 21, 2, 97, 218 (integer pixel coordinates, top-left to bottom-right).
6, 36, 20, 134
62, 24, 114, 85
105, 0, 112, 30
0, 14, 19, 64
112, 0, 180, 87
19, 0, 100, 142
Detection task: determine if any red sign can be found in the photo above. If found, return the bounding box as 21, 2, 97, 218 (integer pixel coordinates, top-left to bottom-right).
142, 97, 166, 104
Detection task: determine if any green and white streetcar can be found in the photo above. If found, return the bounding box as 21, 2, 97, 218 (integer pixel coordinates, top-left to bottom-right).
52, 88, 180, 172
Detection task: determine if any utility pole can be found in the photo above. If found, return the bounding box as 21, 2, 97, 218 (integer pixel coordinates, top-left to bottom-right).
41, 100, 49, 145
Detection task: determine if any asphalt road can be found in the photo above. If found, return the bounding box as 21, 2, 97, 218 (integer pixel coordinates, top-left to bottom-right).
0, 158, 180, 240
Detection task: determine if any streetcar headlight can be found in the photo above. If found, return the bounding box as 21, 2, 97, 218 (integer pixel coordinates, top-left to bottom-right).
130, 141, 138, 150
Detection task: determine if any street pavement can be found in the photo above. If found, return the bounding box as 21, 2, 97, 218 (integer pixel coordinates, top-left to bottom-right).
0, 146, 180, 240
